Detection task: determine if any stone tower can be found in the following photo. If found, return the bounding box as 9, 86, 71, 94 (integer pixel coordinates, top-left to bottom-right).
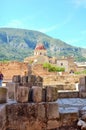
34, 43, 47, 56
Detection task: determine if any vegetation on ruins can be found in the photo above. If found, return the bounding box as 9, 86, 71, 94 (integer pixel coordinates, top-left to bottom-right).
0, 28, 86, 61
43, 62, 65, 72
75, 69, 86, 75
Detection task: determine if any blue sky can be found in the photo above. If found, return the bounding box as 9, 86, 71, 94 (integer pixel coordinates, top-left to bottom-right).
0, 0, 86, 48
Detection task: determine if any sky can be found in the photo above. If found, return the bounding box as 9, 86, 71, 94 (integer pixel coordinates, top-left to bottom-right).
0, 0, 86, 48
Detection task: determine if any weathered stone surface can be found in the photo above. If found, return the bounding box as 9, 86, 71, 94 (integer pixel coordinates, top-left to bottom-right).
60, 112, 79, 126
0, 105, 6, 130
0, 100, 82, 130
81, 114, 86, 122
6, 103, 46, 130
80, 92, 86, 98
12, 75, 21, 83
55, 84, 64, 90
36, 76, 43, 82
6, 82, 19, 99
64, 84, 76, 90
32, 86, 42, 103
21, 76, 28, 85
46, 102, 59, 120
16, 87, 29, 103
0, 87, 7, 103
46, 86, 58, 102
0, 61, 28, 79
79, 84, 86, 93
79, 76, 86, 85
28, 75, 36, 83
47, 120, 60, 129
58, 91, 79, 98
37, 103, 46, 121
35, 82, 43, 87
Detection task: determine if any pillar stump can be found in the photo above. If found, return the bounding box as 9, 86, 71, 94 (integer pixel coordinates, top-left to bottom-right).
0, 87, 7, 103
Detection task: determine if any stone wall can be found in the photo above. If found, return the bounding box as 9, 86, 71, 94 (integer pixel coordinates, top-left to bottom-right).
6, 102, 59, 130
0, 105, 6, 130
58, 91, 79, 98
0, 61, 28, 79
1, 75, 86, 129
0, 101, 80, 130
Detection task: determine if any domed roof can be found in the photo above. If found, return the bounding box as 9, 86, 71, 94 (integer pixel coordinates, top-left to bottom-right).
35, 43, 46, 50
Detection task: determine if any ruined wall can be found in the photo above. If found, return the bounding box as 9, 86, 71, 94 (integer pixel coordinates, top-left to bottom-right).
0, 61, 28, 79
58, 91, 79, 98
0, 105, 6, 130
1, 75, 86, 130
6, 102, 59, 130
0, 101, 79, 130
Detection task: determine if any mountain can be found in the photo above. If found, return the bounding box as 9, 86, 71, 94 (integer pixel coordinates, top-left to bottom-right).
0, 28, 86, 62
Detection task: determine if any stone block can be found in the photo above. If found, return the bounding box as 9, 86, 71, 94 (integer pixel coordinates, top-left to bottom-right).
79, 84, 86, 92
56, 84, 64, 90
16, 87, 29, 103
28, 75, 36, 83
6, 103, 46, 130
6, 82, 19, 99
79, 76, 86, 85
12, 75, 21, 83
0, 105, 6, 130
58, 91, 79, 98
0, 87, 7, 103
47, 120, 60, 130
60, 112, 79, 126
79, 92, 86, 98
37, 103, 46, 121
46, 102, 59, 120
36, 76, 43, 82
32, 86, 42, 103
46, 86, 58, 102
21, 76, 28, 85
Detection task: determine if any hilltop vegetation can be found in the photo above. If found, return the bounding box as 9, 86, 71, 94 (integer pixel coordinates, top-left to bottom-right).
0, 28, 86, 61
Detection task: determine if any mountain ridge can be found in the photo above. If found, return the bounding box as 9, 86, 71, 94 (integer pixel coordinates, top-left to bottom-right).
0, 27, 86, 62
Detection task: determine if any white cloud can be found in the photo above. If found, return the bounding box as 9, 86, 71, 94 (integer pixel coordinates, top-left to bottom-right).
38, 24, 59, 33
5, 20, 25, 28
72, 0, 86, 8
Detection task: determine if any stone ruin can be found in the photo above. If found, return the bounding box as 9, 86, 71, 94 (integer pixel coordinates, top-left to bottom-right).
1, 75, 86, 129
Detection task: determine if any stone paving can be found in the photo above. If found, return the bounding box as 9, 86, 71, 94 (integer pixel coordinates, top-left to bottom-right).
57, 98, 86, 114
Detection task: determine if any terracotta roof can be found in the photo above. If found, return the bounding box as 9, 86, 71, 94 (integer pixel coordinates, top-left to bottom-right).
35, 44, 46, 50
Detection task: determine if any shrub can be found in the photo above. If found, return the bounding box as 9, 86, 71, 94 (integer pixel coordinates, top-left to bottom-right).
43, 62, 65, 72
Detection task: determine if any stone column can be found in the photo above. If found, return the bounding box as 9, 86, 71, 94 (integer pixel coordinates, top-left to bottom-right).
16, 87, 30, 103
12, 75, 21, 83
46, 86, 58, 102
0, 87, 7, 103
6, 82, 19, 100
32, 86, 42, 103
79, 76, 86, 98
21, 76, 28, 86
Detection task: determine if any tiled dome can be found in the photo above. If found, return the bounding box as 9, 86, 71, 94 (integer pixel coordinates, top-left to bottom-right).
35, 43, 46, 50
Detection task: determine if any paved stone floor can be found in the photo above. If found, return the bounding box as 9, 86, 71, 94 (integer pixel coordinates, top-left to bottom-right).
57, 98, 86, 114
